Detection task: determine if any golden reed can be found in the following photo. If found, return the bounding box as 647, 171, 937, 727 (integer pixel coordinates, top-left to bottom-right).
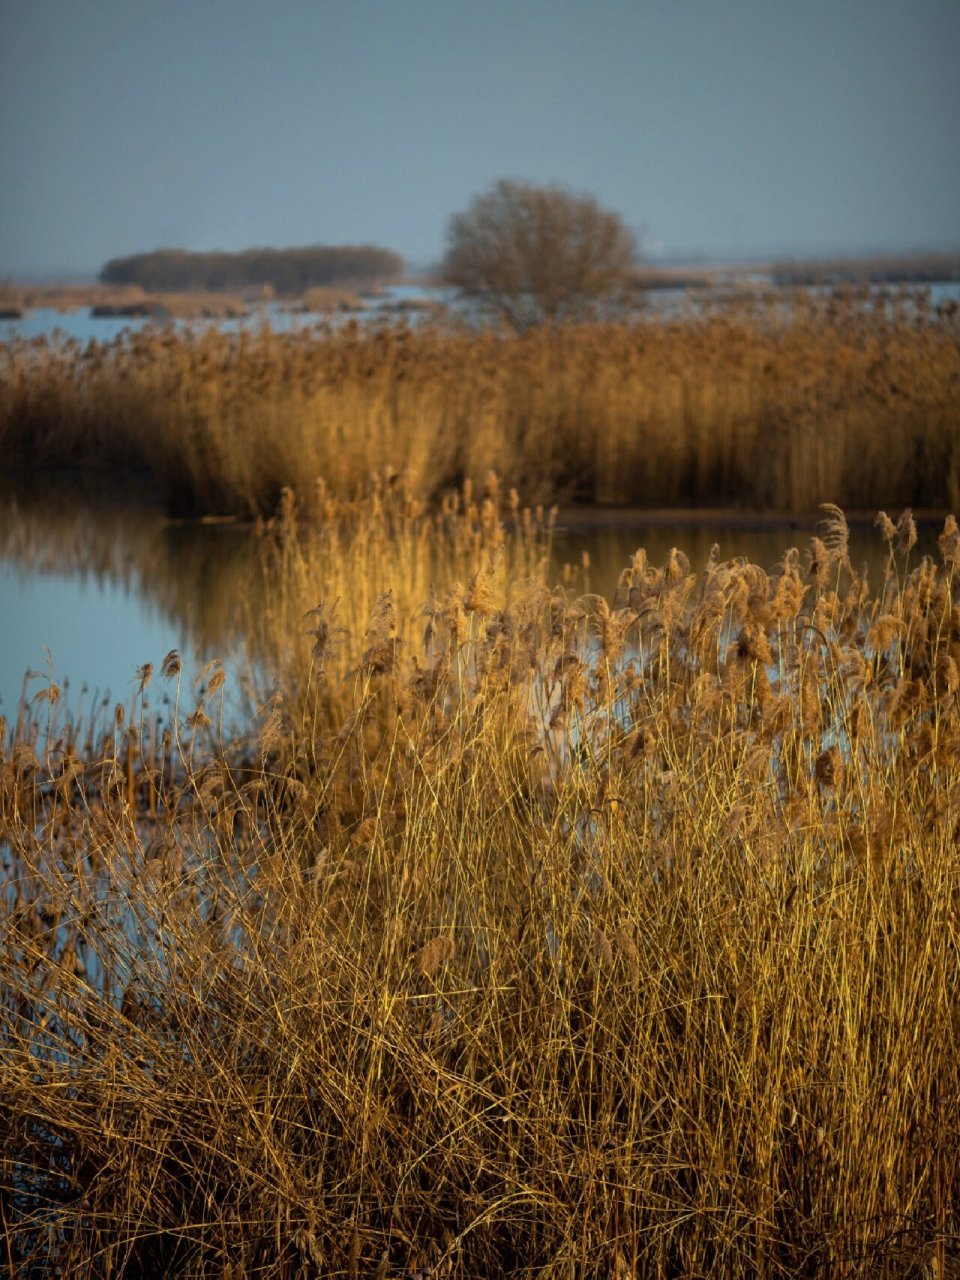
1, 290, 957, 516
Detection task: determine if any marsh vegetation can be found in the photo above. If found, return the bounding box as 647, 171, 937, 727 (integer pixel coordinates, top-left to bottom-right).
2, 277, 959, 1275
1, 291, 958, 518
2, 486, 960, 1276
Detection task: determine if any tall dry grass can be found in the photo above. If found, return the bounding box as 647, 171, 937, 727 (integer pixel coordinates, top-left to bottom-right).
245, 473, 557, 726
1, 292, 957, 516
2, 500, 959, 1276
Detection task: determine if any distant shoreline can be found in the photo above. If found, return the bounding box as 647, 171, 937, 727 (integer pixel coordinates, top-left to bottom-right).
4, 248, 959, 318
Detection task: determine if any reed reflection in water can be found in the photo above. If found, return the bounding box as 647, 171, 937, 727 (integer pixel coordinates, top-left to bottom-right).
0, 479, 260, 718
0, 477, 947, 721
552, 508, 945, 598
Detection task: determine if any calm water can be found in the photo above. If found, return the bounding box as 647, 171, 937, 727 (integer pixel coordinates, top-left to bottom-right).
0, 284, 456, 346
0, 488, 255, 722
0, 486, 946, 722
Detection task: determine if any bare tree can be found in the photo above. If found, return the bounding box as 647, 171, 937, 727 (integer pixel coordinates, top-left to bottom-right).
442, 179, 638, 328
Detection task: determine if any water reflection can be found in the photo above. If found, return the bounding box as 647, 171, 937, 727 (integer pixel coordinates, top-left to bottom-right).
0, 285, 456, 346
0, 479, 947, 719
0, 478, 259, 715
551, 511, 944, 599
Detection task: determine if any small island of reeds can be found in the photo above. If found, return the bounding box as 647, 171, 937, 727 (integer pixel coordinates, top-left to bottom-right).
1, 289, 957, 519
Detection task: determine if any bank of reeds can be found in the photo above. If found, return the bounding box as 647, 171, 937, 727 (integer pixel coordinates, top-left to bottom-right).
2, 499, 959, 1276
1, 293, 957, 515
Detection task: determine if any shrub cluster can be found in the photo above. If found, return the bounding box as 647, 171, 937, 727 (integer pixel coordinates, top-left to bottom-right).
99, 245, 404, 295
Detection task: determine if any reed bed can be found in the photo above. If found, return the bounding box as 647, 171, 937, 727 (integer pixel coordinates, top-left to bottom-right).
2, 498, 959, 1277
245, 474, 558, 725
1, 292, 957, 516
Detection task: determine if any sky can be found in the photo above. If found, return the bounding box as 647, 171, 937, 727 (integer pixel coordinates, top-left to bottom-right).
1, 0, 958, 277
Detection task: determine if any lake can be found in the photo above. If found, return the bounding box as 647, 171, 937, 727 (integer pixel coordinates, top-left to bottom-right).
0, 484, 255, 729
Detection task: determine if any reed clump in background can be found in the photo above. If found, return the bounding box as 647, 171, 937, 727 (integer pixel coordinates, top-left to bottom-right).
2, 499, 959, 1277
1, 291, 958, 517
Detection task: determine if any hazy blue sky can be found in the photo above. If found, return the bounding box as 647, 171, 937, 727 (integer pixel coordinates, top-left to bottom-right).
1, 0, 957, 276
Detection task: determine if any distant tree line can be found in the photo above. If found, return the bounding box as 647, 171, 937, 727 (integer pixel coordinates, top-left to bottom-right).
99, 245, 404, 294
